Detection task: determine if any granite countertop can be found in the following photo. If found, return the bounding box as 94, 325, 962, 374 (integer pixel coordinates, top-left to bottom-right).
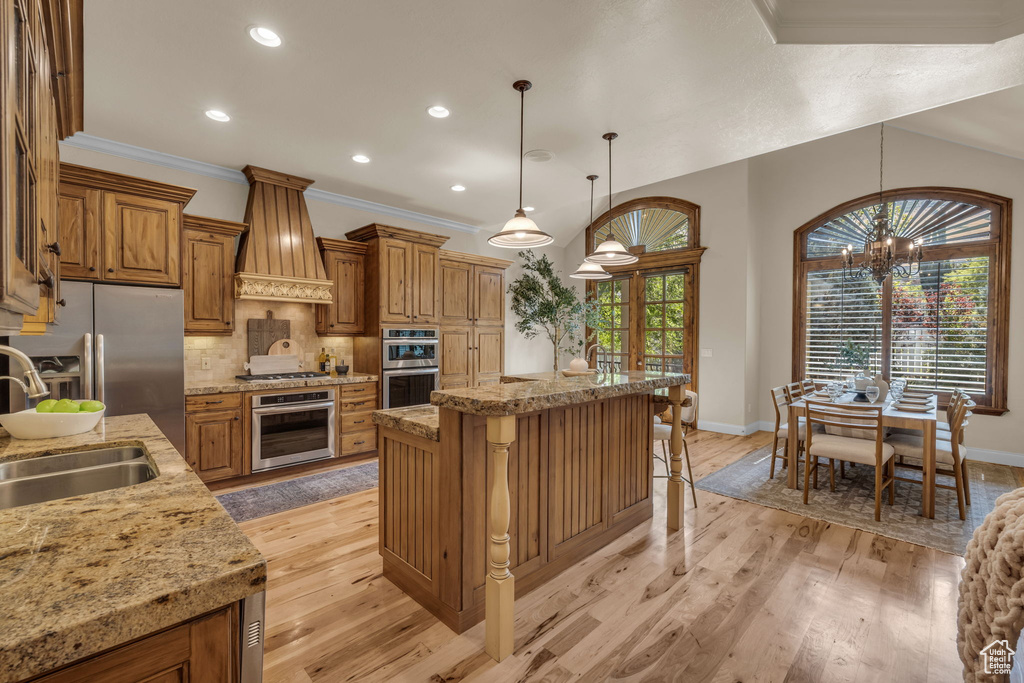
372, 405, 440, 441
431, 371, 691, 416
185, 372, 378, 395
0, 415, 266, 681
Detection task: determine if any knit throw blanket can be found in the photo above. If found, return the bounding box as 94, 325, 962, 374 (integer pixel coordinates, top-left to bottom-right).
959, 487, 1024, 681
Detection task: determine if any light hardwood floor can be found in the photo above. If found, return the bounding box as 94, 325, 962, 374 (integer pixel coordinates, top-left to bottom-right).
239, 430, 967, 682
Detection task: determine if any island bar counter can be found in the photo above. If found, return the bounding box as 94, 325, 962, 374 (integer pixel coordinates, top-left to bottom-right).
375, 371, 691, 662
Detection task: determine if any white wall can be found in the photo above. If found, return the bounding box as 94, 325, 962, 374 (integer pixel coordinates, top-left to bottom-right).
57, 144, 565, 375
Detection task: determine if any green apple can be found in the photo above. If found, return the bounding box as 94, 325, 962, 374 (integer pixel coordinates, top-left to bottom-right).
52, 398, 81, 413
78, 400, 105, 413
35, 399, 58, 413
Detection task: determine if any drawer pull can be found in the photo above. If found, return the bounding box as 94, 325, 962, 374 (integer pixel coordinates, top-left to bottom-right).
208, 400, 223, 404
354, 419, 365, 424
354, 441, 365, 446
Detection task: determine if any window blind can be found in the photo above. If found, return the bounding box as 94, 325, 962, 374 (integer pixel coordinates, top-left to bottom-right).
804, 269, 883, 382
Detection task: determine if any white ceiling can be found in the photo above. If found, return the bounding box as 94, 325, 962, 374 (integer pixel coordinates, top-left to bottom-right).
82, 0, 1024, 243
892, 84, 1024, 161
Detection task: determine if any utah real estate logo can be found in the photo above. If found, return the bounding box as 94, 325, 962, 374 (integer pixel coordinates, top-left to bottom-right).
981, 639, 1015, 676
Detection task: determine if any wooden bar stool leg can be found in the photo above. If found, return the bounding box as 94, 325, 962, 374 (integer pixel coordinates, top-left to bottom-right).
485, 415, 516, 662
683, 438, 697, 507
667, 385, 685, 531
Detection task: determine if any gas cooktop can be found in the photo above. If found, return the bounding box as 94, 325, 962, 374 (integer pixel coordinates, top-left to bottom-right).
234, 371, 329, 382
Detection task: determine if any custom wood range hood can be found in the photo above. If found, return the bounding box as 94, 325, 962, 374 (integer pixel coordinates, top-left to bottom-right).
234, 165, 334, 304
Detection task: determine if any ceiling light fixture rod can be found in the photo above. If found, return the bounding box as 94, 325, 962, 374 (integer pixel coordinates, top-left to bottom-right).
603, 132, 618, 214
588, 174, 598, 226
514, 79, 531, 211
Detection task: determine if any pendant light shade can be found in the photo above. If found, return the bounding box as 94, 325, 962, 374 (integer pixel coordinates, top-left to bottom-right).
489, 80, 554, 249
572, 174, 611, 279
585, 132, 637, 266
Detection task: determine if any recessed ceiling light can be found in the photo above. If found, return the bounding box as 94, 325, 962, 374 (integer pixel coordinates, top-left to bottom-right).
248, 26, 282, 47
450, 184, 466, 192
523, 206, 535, 212
352, 154, 371, 163
205, 109, 230, 122
427, 105, 450, 118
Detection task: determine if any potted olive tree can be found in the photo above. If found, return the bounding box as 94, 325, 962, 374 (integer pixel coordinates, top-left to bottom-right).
508, 251, 605, 374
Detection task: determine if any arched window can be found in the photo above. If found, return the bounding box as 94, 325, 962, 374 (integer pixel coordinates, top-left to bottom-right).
794, 187, 1011, 414
586, 197, 705, 393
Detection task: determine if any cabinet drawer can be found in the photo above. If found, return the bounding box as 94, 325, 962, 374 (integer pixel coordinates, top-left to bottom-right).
341, 382, 376, 398
341, 428, 377, 455
341, 396, 377, 413
186, 392, 242, 412
340, 411, 374, 432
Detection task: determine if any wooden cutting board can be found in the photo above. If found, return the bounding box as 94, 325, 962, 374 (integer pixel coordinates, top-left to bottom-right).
247, 311, 290, 357
268, 338, 302, 356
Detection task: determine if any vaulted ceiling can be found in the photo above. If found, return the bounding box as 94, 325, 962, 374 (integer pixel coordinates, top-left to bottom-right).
81, 0, 1024, 243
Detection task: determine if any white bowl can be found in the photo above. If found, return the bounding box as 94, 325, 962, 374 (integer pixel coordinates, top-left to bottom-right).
0, 404, 105, 440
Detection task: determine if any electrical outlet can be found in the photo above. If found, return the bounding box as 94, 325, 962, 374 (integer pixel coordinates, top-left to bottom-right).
201, 357, 211, 370
700, 348, 713, 358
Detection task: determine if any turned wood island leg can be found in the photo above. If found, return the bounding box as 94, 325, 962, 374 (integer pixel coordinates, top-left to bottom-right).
485, 414, 516, 661
667, 385, 685, 531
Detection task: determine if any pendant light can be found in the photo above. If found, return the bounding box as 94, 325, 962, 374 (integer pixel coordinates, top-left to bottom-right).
488, 80, 554, 248
585, 132, 637, 266
571, 175, 612, 280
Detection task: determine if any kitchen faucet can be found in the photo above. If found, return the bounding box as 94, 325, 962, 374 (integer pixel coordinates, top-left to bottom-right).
0, 345, 50, 399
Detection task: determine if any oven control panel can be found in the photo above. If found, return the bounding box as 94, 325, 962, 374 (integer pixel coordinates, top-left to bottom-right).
255, 390, 333, 407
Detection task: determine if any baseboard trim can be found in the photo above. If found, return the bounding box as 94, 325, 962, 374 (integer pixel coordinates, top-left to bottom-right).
697, 420, 763, 436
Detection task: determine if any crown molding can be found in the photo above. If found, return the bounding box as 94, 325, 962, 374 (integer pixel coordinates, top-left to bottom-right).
60, 133, 482, 235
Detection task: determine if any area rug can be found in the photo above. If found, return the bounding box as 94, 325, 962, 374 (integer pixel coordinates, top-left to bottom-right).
695, 445, 1019, 555
216, 461, 378, 523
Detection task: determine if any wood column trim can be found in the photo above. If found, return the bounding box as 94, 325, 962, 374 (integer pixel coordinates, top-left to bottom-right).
667, 385, 685, 531
485, 414, 516, 661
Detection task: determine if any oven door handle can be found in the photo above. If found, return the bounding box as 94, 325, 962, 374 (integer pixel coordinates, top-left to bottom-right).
383, 367, 440, 377
252, 401, 335, 416
382, 338, 438, 345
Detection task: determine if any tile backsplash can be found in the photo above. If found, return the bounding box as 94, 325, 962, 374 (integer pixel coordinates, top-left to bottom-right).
185, 300, 354, 382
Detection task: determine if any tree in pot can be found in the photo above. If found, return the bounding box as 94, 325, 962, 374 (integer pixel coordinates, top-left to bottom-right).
508, 251, 605, 373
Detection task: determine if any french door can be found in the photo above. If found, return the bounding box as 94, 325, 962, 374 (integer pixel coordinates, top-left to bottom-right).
590, 267, 695, 383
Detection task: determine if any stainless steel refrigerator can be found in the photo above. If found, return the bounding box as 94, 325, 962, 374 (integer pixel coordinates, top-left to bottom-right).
6, 281, 186, 453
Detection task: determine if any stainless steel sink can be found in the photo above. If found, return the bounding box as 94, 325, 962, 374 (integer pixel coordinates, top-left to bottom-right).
0, 446, 156, 510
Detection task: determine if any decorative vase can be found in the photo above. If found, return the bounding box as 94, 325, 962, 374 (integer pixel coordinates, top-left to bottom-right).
854, 372, 870, 392
568, 357, 590, 373
872, 375, 889, 403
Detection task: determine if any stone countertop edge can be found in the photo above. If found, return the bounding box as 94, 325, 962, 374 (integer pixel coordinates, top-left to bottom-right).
372, 406, 440, 442
0, 414, 267, 681
184, 372, 378, 395
430, 371, 691, 417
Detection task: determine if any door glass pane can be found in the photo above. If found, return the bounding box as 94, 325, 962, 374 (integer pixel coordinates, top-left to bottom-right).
594, 279, 630, 372
643, 271, 688, 375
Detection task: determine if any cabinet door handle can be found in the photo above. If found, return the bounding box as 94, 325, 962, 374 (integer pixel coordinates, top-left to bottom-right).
38, 272, 55, 288
107, 268, 114, 273
234, 416, 240, 421
56, 299, 66, 307
88, 266, 96, 272
47, 242, 61, 256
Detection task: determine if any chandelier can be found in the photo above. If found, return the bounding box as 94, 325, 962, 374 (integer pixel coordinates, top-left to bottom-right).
841, 122, 923, 284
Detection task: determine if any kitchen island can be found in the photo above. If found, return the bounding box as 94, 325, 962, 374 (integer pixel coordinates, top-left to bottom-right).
372, 370, 690, 661
0, 415, 266, 682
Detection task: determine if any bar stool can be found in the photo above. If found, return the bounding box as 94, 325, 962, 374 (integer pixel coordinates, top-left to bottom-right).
653, 390, 697, 506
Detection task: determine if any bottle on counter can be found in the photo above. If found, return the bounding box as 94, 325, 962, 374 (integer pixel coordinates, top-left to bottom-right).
317, 347, 328, 373
329, 349, 338, 378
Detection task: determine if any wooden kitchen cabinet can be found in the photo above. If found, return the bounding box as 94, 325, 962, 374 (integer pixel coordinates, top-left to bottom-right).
30, 605, 238, 683
438, 250, 512, 388
344, 223, 448, 328
316, 237, 366, 335
183, 215, 246, 335
339, 382, 377, 456
185, 393, 244, 482
58, 163, 196, 287
0, 0, 81, 334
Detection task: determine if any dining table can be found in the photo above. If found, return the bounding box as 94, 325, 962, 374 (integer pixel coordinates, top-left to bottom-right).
786, 391, 939, 518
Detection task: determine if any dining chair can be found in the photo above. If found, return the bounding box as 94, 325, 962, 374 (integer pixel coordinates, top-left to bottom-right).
886, 396, 974, 519
769, 385, 802, 480
803, 400, 895, 521
801, 378, 818, 395
653, 391, 697, 506
783, 381, 805, 402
